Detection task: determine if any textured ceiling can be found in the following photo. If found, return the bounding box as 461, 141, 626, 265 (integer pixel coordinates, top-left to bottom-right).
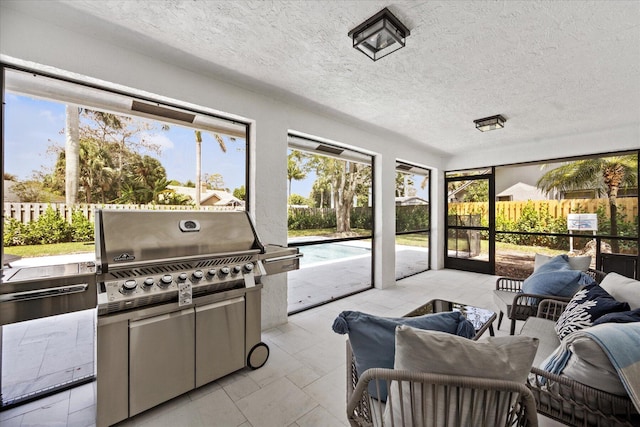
4, 0, 640, 156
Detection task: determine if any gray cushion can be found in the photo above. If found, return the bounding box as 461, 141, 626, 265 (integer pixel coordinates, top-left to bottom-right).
493, 289, 515, 312
562, 336, 627, 395
384, 326, 539, 426
332, 310, 476, 400
600, 272, 640, 310
520, 317, 561, 366
394, 326, 538, 381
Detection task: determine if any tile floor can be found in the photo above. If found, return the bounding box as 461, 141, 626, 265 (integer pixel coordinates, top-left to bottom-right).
1, 269, 563, 426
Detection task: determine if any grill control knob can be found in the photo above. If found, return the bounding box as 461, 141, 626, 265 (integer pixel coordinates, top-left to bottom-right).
123, 279, 137, 291
143, 278, 155, 287
207, 269, 217, 277
220, 267, 230, 276
160, 274, 173, 286
192, 270, 204, 280
244, 263, 254, 272
232, 265, 242, 274
178, 273, 188, 282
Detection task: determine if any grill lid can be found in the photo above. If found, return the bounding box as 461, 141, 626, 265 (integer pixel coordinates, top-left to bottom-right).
95, 209, 264, 273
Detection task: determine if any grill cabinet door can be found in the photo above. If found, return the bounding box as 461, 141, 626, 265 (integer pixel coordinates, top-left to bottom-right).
129, 308, 195, 416
195, 297, 245, 387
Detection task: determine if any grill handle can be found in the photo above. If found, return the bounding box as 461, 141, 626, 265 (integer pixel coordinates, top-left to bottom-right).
0, 284, 89, 303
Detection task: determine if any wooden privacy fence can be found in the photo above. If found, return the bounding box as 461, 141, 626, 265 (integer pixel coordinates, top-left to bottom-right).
451, 198, 638, 223
3, 203, 236, 224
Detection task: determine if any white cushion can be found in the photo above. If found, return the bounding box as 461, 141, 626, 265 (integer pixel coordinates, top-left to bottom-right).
600, 272, 640, 310
534, 253, 591, 272
383, 325, 538, 426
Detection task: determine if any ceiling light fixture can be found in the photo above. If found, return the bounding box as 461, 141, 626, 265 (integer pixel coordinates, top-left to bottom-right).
348, 7, 410, 61
474, 115, 506, 132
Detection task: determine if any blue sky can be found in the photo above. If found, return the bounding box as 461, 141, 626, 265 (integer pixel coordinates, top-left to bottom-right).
4, 94, 247, 193
4, 93, 429, 202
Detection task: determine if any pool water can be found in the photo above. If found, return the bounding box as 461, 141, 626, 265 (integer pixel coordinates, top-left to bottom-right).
298, 242, 371, 267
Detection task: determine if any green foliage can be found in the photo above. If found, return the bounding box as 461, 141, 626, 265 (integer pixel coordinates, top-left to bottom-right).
233, 185, 246, 201
288, 193, 311, 206
396, 205, 429, 232
71, 210, 94, 242
288, 207, 336, 230
287, 206, 374, 231
3, 207, 96, 246
350, 207, 372, 230
24, 207, 72, 245
12, 180, 61, 203
3, 218, 26, 246
495, 201, 567, 249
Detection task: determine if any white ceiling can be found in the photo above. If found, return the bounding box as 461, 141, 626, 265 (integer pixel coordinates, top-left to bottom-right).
4, 0, 640, 156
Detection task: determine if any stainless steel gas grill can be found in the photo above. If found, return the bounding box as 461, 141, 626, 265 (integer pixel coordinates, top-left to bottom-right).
94, 209, 300, 427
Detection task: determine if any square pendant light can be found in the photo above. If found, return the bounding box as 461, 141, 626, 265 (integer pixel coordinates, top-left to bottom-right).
474, 115, 506, 132
348, 7, 410, 61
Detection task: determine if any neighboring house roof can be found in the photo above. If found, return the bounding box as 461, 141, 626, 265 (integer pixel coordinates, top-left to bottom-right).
395, 196, 429, 206
3, 180, 20, 202
496, 182, 548, 201
168, 185, 244, 207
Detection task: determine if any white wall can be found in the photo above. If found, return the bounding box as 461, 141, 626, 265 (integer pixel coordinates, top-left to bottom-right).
0, 6, 445, 328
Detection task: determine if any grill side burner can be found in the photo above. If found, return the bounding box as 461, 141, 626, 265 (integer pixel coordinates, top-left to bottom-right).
95, 209, 300, 427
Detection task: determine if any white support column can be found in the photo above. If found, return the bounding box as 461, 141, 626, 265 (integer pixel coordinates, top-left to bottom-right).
374, 154, 397, 289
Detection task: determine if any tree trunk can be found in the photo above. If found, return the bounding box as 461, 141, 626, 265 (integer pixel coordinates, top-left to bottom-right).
609, 190, 619, 253
65, 105, 80, 205
195, 135, 202, 207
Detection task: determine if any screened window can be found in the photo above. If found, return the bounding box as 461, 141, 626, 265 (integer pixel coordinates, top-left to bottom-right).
2, 67, 249, 264
395, 161, 430, 279
286, 134, 374, 313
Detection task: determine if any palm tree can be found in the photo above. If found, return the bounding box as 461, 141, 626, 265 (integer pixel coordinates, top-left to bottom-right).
536, 155, 638, 252
64, 104, 80, 204
194, 130, 226, 206
287, 151, 307, 197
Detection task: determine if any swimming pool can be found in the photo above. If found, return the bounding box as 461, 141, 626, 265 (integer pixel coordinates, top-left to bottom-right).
298, 242, 371, 267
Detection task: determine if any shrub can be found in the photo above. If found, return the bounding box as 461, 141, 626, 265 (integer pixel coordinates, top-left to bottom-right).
71, 210, 94, 242
396, 205, 429, 232
3, 218, 26, 246
24, 206, 72, 245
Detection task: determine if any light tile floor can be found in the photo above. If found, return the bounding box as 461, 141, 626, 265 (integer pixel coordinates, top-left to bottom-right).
1, 269, 563, 426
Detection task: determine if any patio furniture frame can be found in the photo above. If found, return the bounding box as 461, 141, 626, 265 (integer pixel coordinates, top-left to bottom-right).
524, 299, 639, 427
494, 269, 607, 335
347, 341, 538, 427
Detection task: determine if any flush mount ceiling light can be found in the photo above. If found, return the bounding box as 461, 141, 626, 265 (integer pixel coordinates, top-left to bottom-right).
474, 115, 506, 132
348, 7, 410, 61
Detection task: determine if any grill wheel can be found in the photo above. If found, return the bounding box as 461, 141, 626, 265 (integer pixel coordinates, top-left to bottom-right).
247, 342, 270, 369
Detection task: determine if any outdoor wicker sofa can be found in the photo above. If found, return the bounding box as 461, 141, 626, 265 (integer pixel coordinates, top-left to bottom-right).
520, 298, 639, 427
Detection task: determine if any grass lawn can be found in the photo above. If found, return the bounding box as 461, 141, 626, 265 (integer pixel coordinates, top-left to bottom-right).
4, 241, 95, 258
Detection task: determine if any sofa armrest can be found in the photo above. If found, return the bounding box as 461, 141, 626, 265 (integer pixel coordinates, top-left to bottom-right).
528, 366, 638, 426
495, 277, 524, 292
536, 299, 569, 322
510, 293, 571, 320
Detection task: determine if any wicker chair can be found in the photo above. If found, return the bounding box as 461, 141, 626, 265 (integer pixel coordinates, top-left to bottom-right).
493, 268, 607, 335
522, 299, 639, 427
347, 342, 538, 427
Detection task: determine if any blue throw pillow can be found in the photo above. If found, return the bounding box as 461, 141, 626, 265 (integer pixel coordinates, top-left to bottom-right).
593, 308, 640, 325
332, 310, 476, 400
555, 284, 631, 340
522, 254, 595, 298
